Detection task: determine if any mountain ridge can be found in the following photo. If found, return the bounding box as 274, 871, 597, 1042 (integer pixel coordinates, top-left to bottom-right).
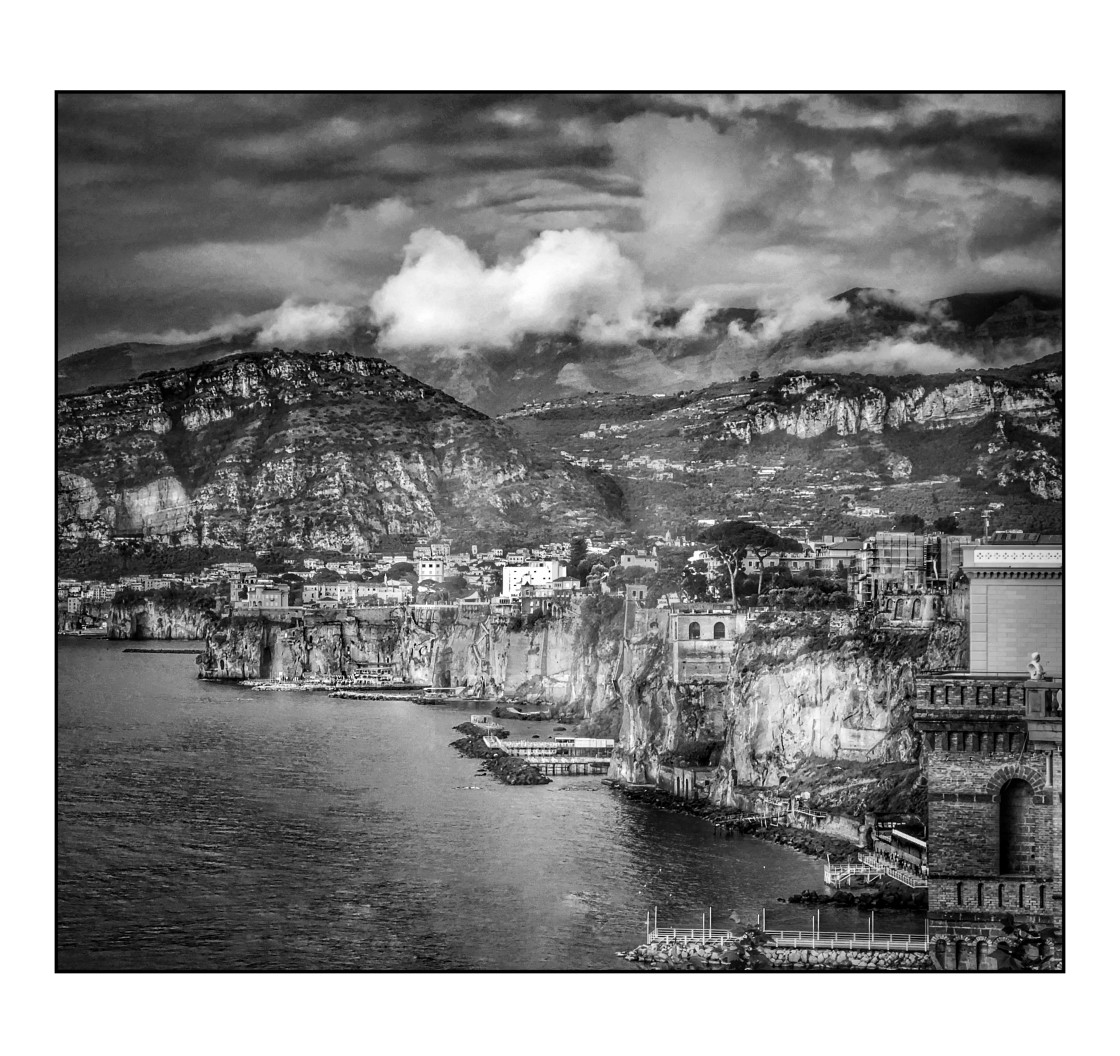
57, 348, 626, 550
58, 287, 1062, 415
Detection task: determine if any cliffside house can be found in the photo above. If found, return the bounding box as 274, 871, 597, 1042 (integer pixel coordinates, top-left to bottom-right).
669, 605, 748, 683
502, 559, 566, 597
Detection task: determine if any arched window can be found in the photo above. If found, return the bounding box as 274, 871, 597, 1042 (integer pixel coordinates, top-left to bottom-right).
910, 598, 922, 619
688, 621, 701, 640
999, 779, 1034, 874
713, 622, 726, 639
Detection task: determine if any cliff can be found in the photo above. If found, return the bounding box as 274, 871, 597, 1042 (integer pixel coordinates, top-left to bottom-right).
199, 598, 972, 818
503, 355, 1064, 512
57, 348, 625, 548
611, 612, 968, 816
197, 598, 628, 725
107, 596, 219, 640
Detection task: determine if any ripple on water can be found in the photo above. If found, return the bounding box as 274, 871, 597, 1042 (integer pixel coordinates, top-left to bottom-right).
57, 640, 923, 969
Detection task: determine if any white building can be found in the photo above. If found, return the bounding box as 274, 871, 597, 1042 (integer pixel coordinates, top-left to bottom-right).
502, 559, 566, 596
417, 559, 445, 583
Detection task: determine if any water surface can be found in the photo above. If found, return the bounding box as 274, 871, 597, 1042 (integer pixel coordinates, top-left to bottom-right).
58, 639, 920, 970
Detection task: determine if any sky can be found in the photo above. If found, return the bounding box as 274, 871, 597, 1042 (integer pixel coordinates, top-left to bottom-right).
57, 92, 1063, 359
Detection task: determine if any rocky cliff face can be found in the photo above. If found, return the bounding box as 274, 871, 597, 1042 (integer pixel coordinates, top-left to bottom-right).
612, 613, 967, 809
200, 601, 968, 817
198, 600, 628, 724
722, 373, 1060, 441
107, 598, 218, 639
57, 349, 625, 548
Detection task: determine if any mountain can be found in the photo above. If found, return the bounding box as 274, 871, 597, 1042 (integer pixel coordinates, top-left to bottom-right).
57, 288, 1062, 416
758, 288, 1062, 371
56, 322, 382, 395
57, 349, 626, 550
499, 354, 1064, 537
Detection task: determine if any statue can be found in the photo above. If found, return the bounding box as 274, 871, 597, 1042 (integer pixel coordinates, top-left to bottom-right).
1028, 652, 1046, 681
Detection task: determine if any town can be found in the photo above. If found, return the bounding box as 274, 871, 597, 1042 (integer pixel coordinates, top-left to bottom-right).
57, 513, 1053, 636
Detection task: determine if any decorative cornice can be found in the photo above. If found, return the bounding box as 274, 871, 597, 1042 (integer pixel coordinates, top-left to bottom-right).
967, 547, 1062, 568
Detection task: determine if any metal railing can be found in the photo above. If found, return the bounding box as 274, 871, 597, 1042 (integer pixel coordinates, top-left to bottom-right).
645, 926, 928, 953
825, 853, 929, 889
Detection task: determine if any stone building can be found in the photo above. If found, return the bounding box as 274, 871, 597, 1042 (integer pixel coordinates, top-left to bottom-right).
915, 541, 1062, 970
670, 606, 748, 683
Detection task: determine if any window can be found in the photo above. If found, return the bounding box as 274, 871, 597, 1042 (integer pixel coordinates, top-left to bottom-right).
1018, 884, 1025, 908
999, 779, 1033, 874
956, 882, 963, 906
688, 621, 701, 639
1039, 885, 1046, 909
713, 622, 726, 639
977, 882, 984, 906
997, 883, 1004, 908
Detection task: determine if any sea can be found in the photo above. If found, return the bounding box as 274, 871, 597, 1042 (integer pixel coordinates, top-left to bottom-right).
57, 638, 923, 970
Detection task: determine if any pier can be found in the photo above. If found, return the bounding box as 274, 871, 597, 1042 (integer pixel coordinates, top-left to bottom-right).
645, 917, 928, 953
483, 735, 615, 776
824, 851, 929, 889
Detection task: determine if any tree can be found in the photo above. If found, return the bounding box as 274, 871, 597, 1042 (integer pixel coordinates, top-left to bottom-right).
933, 514, 960, 534
698, 521, 803, 607
894, 513, 926, 533
569, 536, 588, 579
749, 370, 760, 382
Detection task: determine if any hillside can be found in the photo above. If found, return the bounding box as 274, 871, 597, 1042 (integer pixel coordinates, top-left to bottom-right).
57, 349, 625, 550
500, 355, 1064, 537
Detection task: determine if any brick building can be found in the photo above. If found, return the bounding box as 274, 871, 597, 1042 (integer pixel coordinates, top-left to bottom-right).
914, 541, 1062, 970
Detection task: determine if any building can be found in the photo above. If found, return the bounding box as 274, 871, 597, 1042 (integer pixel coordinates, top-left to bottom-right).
236, 582, 291, 609
621, 551, 659, 572
914, 541, 1063, 970
925, 534, 973, 587
502, 559, 565, 597
670, 605, 748, 683
416, 559, 445, 583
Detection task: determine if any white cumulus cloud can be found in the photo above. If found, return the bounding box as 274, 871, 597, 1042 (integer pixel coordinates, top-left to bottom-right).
371, 228, 655, 349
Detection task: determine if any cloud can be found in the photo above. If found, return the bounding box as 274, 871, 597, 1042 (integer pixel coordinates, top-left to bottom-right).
609, 114, 753, 257
256, 299, 356, 345
788, 334, 1061, 376
728, 292, 850, 347
371, 227, 655, 348
130, 198, 417, 303
95, 298, 355, 348
556, 363, 598, 390
792, 339, 982, 374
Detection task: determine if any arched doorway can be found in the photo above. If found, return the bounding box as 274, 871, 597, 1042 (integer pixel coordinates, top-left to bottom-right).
999, 779, 1033, 874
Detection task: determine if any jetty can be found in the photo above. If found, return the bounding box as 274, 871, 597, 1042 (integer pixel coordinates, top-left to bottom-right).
483, 735, 615, 776
825, 851, 929, 889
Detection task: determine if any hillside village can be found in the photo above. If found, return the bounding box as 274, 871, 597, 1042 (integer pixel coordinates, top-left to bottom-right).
57, 513, 1057, 637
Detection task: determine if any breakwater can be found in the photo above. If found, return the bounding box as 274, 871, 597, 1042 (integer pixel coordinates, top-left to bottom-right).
450, 722, 549, 786
624, 934, 930, 971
